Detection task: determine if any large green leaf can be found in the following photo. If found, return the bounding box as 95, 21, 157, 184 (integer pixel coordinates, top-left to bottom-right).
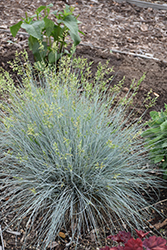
162, 141, 167, 148
142, 127, 160, 138
44, 17, 55, 37
10, 21, 23, 37
154, 155, 164, 163
28, 36, 48, 63
30, 40, 47, 61
21, 20, 45, 39
69, 30, 81, 46
61, 15, 81, 45
48, 51, 57, 63
51, 25, 63, 41
162, 161, 167, 169
28, 36, 38, 50
149, 135, 164, 144
160, 120, 167, 132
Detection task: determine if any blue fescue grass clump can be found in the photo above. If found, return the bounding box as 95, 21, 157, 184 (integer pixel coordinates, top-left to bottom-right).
0, 54, 163, 249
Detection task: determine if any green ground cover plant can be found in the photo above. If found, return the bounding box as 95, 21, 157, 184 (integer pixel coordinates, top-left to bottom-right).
142, 104, 167, 178
10, 4, 83, 65
0, 54, 164, 249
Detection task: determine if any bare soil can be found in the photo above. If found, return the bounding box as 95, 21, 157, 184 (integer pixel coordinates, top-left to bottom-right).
0, 0, 167, 249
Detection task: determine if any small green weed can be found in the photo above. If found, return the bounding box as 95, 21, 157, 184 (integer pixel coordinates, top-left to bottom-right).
142, 104, 167, 178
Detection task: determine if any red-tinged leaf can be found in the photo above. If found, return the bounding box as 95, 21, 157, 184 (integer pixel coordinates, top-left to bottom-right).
143, 236, 167, 250
117, 246, 124, 250
108, 231, 132, 243
124, 238, 143, 250
135, 229, 150, 239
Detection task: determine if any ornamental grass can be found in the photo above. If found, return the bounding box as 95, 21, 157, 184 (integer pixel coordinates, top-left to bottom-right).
0, 54, 163, 249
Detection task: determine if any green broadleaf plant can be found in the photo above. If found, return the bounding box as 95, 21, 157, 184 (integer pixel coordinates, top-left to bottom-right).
142, 104, 167, 178
10, 3, 83, 65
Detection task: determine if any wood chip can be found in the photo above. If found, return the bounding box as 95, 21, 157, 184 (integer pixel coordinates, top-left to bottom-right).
151, 219, 167, 230
59, 232, 66, 239
141, 24, 148, 31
